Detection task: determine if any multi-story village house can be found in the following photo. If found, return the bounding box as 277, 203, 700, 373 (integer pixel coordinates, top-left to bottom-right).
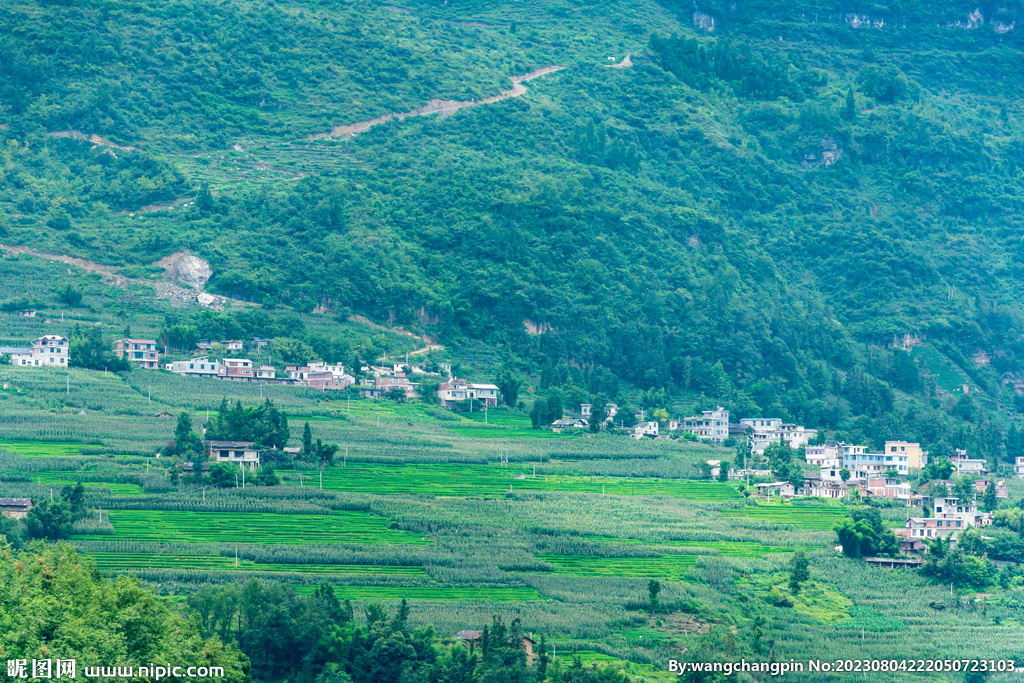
5, 335, 70, 368
683, 407, 729, 442
113, 338, 161, 369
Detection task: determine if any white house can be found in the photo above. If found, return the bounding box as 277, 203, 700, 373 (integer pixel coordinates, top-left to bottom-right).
805, 441, 841, 467
778, 423, 815, 447
205, 440, 260, 470
633, 421, 659, 439
741, 417, 814, 453
950, 454, 987, 475
221, 340, 245, 351
552, 418, 588, 432
740, 418, 783, 431
683, 407, 729, 442
167, 356, 221, 377
437, 379, 499, 408
468, 383, 499, 407
842, 448, 908, 477
756, 481, 795, 497
8, 335, 70, 367
796, 473, 848, 499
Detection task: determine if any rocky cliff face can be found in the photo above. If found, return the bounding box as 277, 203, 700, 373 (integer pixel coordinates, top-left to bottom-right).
166, 254, 213, 289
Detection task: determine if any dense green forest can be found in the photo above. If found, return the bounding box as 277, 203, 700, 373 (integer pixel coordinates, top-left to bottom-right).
5, 0, 1024, 458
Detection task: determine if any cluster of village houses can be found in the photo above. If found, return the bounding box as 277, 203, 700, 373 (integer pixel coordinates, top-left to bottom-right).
2, 336, 1019, 553
2, 335, 502, 408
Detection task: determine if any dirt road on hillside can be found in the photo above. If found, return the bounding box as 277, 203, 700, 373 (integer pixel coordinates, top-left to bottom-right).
309, 65, 566, 140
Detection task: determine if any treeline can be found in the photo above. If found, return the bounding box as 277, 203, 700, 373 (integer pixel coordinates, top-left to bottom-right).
0, 543, 248, 680
188, 579, 629, 683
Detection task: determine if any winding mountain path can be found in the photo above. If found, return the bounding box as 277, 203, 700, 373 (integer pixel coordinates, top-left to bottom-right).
309, 65, 566, 140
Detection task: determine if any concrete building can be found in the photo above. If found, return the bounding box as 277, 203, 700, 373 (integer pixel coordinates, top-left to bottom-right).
633, 421, 659, 439
113, 338, 160, 369
205, 440, 260, 469
805, 441, 841, 467
740, 417, 813, 453
437, 379, 498, 408
8, 335, 69, 367
309, 371, 350, 390
842, 448, 909, 477
218, 358, 255, 381
167, 356, 221, 377
740, 418, 783, 431
755, 481, 795, 497
884, 441, 928, 471
796, 473, 848, 499
683, 407, 729, 442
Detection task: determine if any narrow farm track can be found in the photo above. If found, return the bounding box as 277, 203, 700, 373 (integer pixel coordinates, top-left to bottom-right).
308, 66, 566, 141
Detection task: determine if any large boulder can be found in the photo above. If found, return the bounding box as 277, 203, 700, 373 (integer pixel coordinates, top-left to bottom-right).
167, 254, 212, 289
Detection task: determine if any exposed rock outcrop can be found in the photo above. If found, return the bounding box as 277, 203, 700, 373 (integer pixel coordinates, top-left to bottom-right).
165, 254, 213, 289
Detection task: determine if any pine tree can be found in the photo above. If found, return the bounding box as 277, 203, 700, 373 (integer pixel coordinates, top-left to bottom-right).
302, 422, 313, 455
983, 480, 998, 512
843, 86, 856, 122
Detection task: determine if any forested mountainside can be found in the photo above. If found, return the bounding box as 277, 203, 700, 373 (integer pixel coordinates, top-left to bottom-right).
5, 0, 1024, 453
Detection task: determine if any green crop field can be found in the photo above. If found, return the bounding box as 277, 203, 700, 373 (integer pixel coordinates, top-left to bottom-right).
294, 584, 545, 602
459, 409, 533, 429
0, 440, 89, 457
582, 537, 817, 557
296, 463, 740, 501
535, 555, 699, 581
28, 472, 144, 495
721, 505, 852, 530
71, 510, 433, 545
443, 426, 570, 439
85, 552, 425, 575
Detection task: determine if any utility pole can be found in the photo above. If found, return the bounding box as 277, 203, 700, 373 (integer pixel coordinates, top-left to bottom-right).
344, 446, 348, 468
66, 377, 69, 394
320, 469, 323, 489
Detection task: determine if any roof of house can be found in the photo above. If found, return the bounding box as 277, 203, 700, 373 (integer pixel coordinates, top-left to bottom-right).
117, 338, 158, 344
453, 630, 482, 641
206, 440, 256, 449
468, 383, 500, 390
152, 412, 174, 418
0, 347, 32, 354
0, 498, 31, 507
37, 335, 68, 341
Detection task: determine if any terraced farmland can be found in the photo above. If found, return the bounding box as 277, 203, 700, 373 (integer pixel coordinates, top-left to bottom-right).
303, 463, 740, 501
536, 555, 699, 581
295, 584, 545, 602
71, 510, 433, 545
85, 552, 426, 575
721, 505, 850, 529
443, 426, 570, 439
583, 537, 819, 556
0, 440, 89, 457
29, 472, 143, 495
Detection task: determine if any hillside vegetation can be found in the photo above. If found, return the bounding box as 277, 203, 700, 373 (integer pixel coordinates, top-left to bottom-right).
4, 0, 1024, 453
